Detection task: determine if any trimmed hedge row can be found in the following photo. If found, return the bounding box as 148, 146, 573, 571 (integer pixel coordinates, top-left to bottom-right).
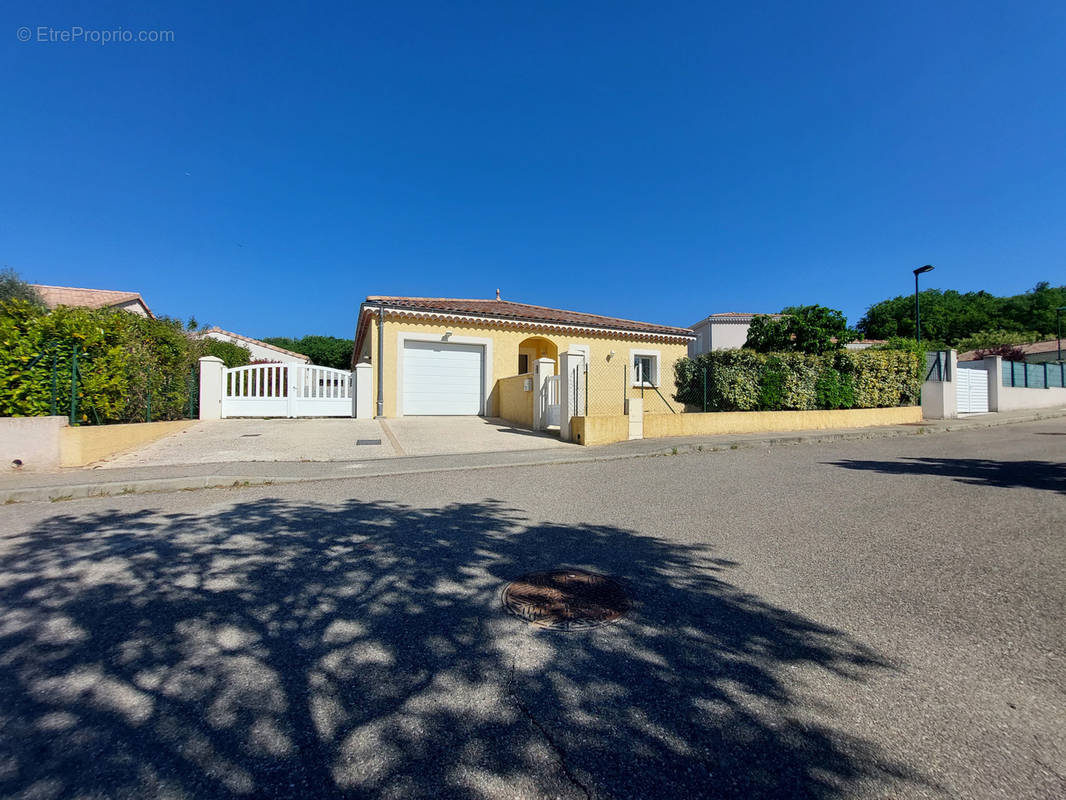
673, 349, 922, 411
1, 299, 204, 423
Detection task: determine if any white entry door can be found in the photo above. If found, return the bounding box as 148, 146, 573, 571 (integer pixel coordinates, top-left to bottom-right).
956, 364, 989, 414
402, 340, 484, 415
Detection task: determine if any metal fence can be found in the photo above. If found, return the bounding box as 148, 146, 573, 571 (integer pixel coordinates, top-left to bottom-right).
1003, 360, 1065, 389
576, 362, 680, 416
925, 351, 952, 382
581, 363, 627, 416
15, 344, 100, 425
9, 344, 200, 425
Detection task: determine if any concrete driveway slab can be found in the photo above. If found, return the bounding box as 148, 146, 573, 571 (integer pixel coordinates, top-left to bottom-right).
97, 416, 569, 468
99, 419, 397, 467
382, 416, 567, 456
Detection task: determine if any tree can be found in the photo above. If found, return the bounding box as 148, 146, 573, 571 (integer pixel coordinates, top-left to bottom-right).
0, 268, 44, 309
858, 283, 1066, 344
745, 305, 857, 355
954, 329, 1040, 352
261, 335, 353, 370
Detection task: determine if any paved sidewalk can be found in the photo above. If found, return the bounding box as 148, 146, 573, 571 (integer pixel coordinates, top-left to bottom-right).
2, 406, 1064, 503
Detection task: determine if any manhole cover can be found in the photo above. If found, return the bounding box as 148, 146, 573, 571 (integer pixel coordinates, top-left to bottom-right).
502, 569, 630, 631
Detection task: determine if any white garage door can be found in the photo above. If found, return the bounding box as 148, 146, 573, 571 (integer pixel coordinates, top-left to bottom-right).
402, 340, 484, 415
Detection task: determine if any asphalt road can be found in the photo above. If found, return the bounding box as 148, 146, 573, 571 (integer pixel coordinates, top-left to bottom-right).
1, 419, 1063, 799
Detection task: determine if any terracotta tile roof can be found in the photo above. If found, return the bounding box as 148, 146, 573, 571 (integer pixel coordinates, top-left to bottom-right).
31, 284, 152, 317
203, 327, 311, 362
364, 296, 694, 338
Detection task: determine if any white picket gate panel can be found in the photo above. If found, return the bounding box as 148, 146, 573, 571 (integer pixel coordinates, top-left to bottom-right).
543, 375, 560, 427
222, 363, 353, 418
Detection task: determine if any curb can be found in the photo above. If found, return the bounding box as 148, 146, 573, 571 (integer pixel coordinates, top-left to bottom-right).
2, 475, 311, 504
3, 407, 1064, 504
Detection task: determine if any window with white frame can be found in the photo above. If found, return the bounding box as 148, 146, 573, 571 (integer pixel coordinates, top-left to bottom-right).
631, 351, 659, 386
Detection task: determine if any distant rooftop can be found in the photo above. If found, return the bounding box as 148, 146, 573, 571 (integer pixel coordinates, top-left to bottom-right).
690, 311, 785, 326
203, 327, 311, 363
959, 338, 1063, 362
31, 284, 153, 317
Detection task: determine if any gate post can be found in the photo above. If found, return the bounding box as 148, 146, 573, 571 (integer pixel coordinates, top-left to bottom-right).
287, 365, 300, 418
983, 354, 1002, 412
532, 357, 554, 430
921, 349, 957, 419
558, 349, 586, 442
198, 356, 224, 420
353, 362, 373, 419
625, 397, 644, 440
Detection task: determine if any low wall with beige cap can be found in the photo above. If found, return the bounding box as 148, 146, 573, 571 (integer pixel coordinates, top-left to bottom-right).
1, 416, 197, 471
571, 406, 922, 446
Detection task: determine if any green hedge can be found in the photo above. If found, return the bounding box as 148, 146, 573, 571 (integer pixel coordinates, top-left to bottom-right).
673, 348, 922, 411
1, 299, 204, 423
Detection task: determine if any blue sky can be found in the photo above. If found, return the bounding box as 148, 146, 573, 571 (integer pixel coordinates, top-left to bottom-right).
3, 1, 1065, 339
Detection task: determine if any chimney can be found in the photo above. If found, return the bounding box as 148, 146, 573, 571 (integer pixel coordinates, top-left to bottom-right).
495, 288, 501, 300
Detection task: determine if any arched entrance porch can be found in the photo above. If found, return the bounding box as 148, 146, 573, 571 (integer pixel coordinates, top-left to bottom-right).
517, 336, 558, 375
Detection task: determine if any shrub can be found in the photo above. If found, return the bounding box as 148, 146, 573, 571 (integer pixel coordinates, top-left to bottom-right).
0, 299, 201, 423
203, 338, 252, 368
757, 357, 785, 410
673, 349, 920, 412
973, 344, 1026, 362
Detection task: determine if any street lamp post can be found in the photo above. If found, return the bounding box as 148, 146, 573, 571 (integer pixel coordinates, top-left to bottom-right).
1057, 306, 1066, 362
913, 265, 935, 343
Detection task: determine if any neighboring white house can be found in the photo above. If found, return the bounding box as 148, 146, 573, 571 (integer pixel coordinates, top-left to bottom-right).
31, 284, 153, 317
845, 339, 885, 351
687, 312, 783, 356
201, 327, 311, 364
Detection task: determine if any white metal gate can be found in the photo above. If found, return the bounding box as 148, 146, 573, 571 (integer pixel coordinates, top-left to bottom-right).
956, 364, 989, 414
222, 363, 353, 418
542, 375, 560, 427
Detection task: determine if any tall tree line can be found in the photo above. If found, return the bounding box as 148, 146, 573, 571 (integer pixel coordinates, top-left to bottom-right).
858, 282, 1066, 346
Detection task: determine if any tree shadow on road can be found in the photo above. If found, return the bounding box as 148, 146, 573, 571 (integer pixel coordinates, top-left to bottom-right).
0, 496, 927, 799
830, 457, 1066, 494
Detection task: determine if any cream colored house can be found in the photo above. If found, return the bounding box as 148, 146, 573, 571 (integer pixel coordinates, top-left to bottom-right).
352, 296, 694, 424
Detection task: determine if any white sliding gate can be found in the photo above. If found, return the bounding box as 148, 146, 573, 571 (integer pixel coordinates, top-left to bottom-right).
222, 363, 353, 418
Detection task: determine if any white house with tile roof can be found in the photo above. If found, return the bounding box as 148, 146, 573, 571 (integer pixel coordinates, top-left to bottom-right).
201, 327, 311, 364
